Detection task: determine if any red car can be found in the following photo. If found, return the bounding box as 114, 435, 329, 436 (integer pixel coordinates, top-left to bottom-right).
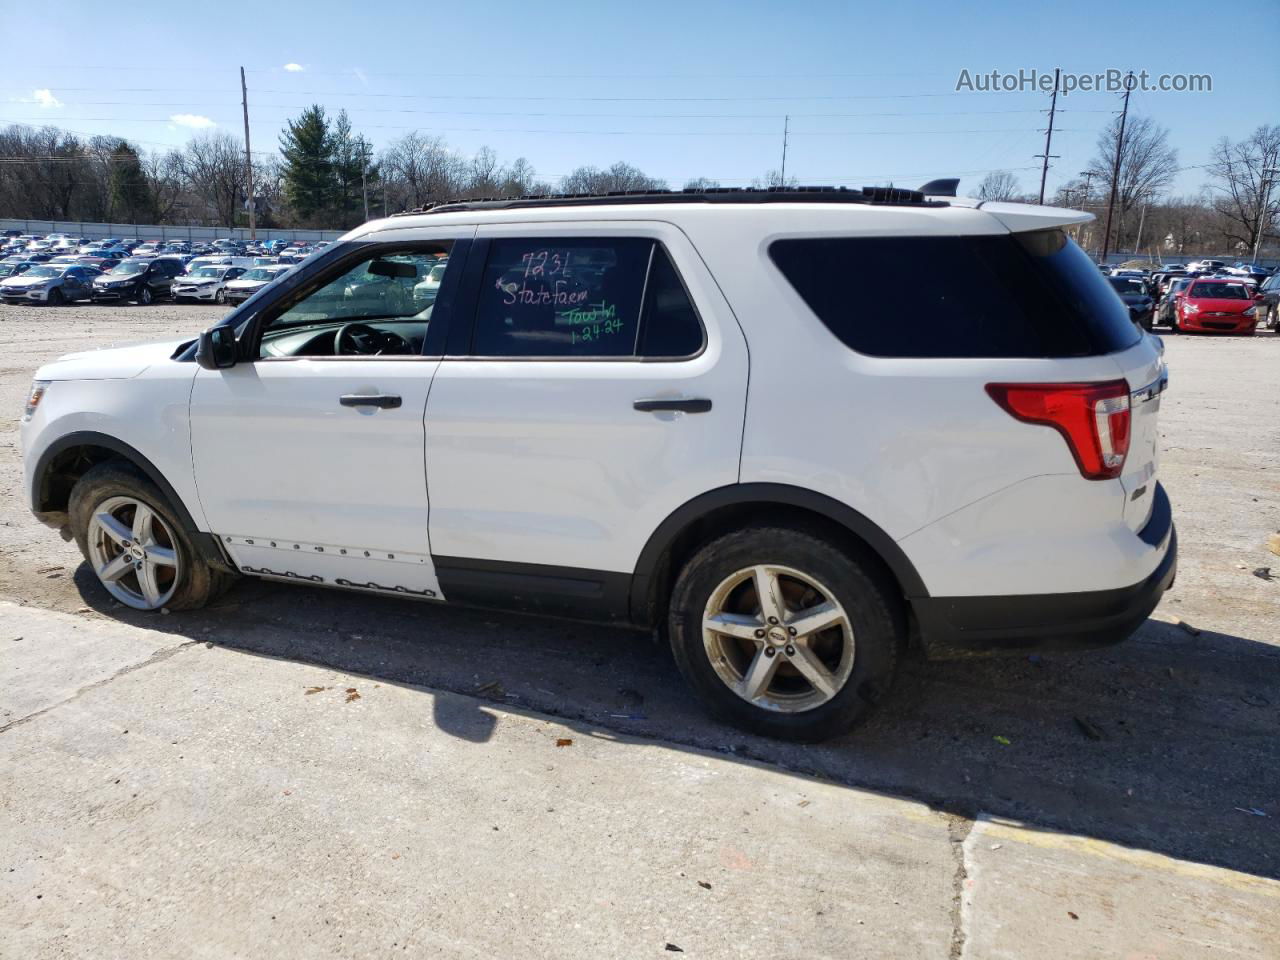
1173, 278, 1263, 334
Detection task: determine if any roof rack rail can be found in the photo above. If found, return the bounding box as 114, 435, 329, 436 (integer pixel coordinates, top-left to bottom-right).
390, 185, 947, 217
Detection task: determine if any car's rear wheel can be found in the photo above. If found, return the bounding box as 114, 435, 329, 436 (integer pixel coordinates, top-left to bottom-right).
46, 288, 64, 306
69, 462, 233, 611
668, 526, 900, 741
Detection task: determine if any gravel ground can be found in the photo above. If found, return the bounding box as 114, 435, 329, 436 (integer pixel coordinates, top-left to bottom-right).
2, 301, 1278, 880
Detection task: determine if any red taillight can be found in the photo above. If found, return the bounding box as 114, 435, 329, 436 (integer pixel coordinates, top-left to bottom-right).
986, 380, 1131, 480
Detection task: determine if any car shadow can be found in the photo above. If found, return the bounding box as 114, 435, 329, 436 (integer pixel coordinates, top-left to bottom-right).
71, 564, 1280, 880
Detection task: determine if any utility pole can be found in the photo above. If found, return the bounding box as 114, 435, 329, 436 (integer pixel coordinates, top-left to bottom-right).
779, 115, 789, 186
1036, 67, 1061, 205
1133, 196, 1148, 257
1253, 166, 1279, 262
359, 137, 370, 222
240, 66, 256, 241
1100, 71, 1133, 264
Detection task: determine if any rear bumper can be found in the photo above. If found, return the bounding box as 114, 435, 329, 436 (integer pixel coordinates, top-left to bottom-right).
913, 482, 1176, 658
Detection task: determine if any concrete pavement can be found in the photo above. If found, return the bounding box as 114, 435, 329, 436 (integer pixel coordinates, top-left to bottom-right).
3, 602, 1277, 959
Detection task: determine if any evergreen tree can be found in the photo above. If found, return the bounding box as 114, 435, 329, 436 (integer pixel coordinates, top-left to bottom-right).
108, 142, 155, 222
279, 105, 334, 221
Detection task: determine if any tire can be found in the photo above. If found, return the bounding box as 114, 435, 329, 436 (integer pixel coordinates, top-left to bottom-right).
667, 526, 901, 742
46, 287, 64, 306
68, 461, 234, 612
138, 285, 153, 305
1270, 306, 1279, 332
215, 288, 226, 304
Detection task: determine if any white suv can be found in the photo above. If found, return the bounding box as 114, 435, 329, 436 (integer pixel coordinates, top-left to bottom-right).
20, 187, 1175, 741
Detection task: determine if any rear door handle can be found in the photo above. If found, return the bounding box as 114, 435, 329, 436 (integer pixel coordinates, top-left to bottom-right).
633, 397, 712, 414
339, 394, 402, 409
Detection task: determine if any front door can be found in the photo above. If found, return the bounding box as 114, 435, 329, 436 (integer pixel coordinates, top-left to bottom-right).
424, 222, 749, 608
189, 233, 466, 599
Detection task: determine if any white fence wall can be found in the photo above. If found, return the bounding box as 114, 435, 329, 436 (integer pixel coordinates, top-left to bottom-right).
1, 218, 347, 244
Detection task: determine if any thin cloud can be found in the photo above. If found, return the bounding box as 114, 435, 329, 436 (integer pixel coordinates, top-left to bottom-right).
284, 63, 305, 72
351, 67, 368, 86
170, 113, 216, 129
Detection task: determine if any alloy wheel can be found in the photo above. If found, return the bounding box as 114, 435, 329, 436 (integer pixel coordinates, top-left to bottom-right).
702, 564, 855, 713
85, 496, 181, 610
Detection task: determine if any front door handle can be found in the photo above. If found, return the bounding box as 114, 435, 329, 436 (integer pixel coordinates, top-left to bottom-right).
339, 394, 402, 409
633, 397, 712, 414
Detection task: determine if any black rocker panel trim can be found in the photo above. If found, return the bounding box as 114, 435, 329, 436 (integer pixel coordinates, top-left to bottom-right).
433, 556, 633, 624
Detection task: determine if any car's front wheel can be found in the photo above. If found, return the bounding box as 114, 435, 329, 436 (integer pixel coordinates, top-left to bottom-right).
69, 462, 233, 611
215, 288, 226, 304
668, 526, 901, 742
137, 285, 153, 305
46, 287, 64, 306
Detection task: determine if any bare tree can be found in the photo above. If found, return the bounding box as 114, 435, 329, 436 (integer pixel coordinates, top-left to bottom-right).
751, 169, 798, 189
976, 170, 1023, 202
683, 177, 721, 190
380, 132, 464, 210
1205, 124, 1280, 252
1087, 115, 1178, 248
559, 162, 665, 194
466, 146, 502, 195
181, 131, 248, 229
498, 157, 540, 196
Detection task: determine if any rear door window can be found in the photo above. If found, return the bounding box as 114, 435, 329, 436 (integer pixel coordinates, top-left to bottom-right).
470, 238, 703, 359
769, 230, 1140, 358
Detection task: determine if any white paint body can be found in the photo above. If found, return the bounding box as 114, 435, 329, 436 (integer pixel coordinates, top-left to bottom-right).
22, 197, 1169, 609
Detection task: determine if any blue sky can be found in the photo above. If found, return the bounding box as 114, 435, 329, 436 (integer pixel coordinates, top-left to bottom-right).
2, 0, 1276, 199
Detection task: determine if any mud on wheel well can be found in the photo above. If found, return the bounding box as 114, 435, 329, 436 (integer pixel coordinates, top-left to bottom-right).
642, 501, 913, 646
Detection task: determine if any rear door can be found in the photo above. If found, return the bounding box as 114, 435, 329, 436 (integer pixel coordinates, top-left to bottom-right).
423, 221, 749, 612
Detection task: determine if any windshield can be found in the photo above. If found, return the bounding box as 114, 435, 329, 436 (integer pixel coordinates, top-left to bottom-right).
241, 268, 276, 281
1191, 282, 1249, 300
191, 266, 223, 278
1108, 278, 1145, 295
23, 266, 61, 278
110, 262, 147, 276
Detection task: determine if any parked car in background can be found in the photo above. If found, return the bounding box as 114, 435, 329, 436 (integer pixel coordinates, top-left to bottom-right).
90, 257, 185, 304
1256, 273, 1280, 331
132, 243, 165, 257
0, 263, 96, 304
1185, 259, 1226, 273
172, 264, 248, 302
221, 264, 293, 304
1108, 276, 1155, 330
9, 251, 52, 264
1171, 278, 1262, 334
412, 260, 449, 306
0, 260, 38, 280
76, 254, 123, 272
1156, 276, 1193, 328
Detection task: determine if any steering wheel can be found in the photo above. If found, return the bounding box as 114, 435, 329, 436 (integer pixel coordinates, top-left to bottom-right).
334, 322, 411, 356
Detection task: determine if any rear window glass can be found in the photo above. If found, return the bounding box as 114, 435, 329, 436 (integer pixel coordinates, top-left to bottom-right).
769, 230, 1140, 358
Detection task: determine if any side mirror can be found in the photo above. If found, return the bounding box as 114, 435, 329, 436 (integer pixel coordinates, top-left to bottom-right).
196, 326, 238, 370
1255, 293, 1265, 302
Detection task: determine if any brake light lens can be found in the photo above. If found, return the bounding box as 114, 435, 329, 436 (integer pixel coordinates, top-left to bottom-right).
986, 380, 1131, 480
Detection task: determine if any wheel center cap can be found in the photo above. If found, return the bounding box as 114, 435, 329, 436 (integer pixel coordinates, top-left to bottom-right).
766, 627, 788, 645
